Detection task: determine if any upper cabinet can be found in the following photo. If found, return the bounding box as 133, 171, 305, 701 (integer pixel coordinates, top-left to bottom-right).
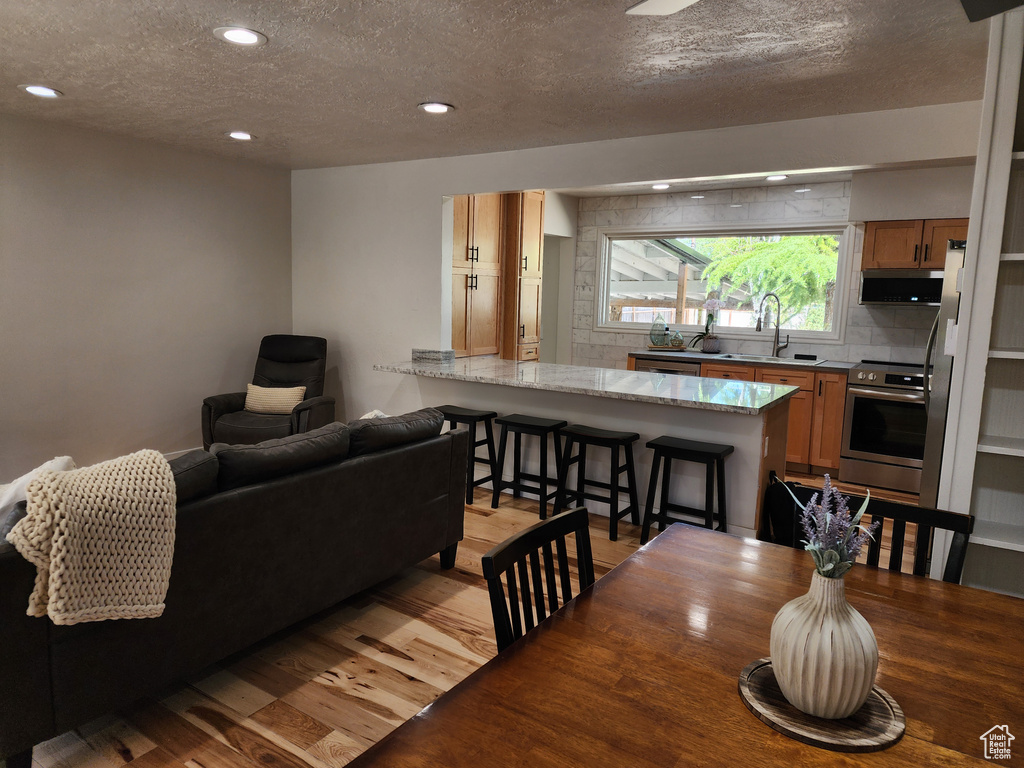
452, 194, 503, 270
861, 218, 968, 269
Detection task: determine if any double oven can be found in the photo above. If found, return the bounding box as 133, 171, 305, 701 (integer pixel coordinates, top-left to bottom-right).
839, 362, 928, 494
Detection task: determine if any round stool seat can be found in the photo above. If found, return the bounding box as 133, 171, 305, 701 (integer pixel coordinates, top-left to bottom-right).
437, 404, 498, 422
563, 424, 640, 446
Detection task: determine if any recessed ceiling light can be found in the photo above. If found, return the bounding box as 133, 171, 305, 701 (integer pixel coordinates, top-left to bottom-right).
795, 188, 812, 193
766, 174, 788, 182
691, 194, 705, 199
652, 184, 670, 190
626, 0, 702, 15
227, 131, 254, 141
213, 27, 267, 46
418, 102, 454, 114
18, 84, 62, 98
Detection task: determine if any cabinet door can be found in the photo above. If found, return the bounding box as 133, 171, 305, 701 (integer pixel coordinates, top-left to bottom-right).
518, 278, 542, 344
922, 218, 969, 269
451, 271, 472, 357
809, 373, 848, 469
756, 368, 813, 465
472, 193, 503, 269
701, 363, 756, 381
452, 196, 474, 270
519, 191, 545, 278
469, 273, 501, 356
862, 220, 924, 269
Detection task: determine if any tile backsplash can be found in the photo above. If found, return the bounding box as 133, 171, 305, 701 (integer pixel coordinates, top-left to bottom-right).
570, 183, 938, 369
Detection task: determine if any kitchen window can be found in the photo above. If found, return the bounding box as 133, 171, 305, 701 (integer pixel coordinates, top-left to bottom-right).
596, 225, 849, 339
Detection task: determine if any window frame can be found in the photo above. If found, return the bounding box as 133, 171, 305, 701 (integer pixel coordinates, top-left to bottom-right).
594, 220, 854, 344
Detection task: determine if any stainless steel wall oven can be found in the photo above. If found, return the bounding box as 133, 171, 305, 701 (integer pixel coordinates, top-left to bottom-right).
839, 362, 929, 494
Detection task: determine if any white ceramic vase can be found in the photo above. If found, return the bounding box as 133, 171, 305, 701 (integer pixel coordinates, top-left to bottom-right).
769, 571, 879, 719
701, 335, 720, 353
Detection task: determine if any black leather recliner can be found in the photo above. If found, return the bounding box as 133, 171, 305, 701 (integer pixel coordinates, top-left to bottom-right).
201, 334, 336, 449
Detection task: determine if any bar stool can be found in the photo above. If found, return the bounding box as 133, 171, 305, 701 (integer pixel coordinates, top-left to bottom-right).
436, 405, 498, 505
640, 436, 734, 544
491, 414, 566, 519
554, 424, 641, 542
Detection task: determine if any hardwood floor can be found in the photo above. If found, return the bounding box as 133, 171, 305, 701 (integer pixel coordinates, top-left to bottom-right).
19, 492, 648, 768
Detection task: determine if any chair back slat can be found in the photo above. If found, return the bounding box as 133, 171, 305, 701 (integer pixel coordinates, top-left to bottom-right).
556, 537, 572, 601
912, 524, 932, 576
866, 516, 883, 568
481, 508, 596, 652
542, 542, 559, 614
887, 519, 907, 571
517, 559, 535, 632
506, 569, 522, 639
529, 550, 547, 623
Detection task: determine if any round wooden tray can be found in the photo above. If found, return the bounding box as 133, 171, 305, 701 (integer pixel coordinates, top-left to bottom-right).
738, 658, 905, 753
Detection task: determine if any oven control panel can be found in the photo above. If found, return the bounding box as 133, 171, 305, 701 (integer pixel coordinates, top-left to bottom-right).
852, 364, 928, 391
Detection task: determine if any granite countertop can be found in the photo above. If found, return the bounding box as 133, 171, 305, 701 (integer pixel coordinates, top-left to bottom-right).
628, 349, 857, 374
375, 358, 797, 415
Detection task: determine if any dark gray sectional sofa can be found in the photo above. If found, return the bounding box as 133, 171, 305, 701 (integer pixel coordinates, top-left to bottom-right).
0, 408, 469, 767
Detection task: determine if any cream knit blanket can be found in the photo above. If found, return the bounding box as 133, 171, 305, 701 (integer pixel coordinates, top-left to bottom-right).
6, 449, 176, 625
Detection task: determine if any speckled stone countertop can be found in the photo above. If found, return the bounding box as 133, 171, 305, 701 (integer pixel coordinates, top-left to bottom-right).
375, 358, 797, 415
628, 349, 857, 374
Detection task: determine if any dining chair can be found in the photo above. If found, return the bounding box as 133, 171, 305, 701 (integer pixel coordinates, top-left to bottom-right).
762, 472, 975, 583
481, 507, 595, 652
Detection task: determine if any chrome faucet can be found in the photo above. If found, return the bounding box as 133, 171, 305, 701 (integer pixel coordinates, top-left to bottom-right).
756, 293, 789, 357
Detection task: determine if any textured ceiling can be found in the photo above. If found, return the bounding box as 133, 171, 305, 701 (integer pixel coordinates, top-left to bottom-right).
0, 0, 990, 170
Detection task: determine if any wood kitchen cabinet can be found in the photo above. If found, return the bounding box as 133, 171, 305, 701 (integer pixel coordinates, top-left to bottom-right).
756, 368, 815, 465
501, 191, 545, 360
862, 218, 968, 270
700, 363, 756, 381
452, 193, 503, 357
809, 372, 847, 470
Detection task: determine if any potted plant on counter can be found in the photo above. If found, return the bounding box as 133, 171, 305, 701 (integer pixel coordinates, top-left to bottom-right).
689, 294, 724, 354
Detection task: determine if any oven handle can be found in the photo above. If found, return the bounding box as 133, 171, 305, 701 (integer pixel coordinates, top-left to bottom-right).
848, 385, 925, 403
923, 312, 939, 414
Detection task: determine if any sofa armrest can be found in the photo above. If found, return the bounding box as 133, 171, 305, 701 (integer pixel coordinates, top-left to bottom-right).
201, 392, 247, 449
291, 396, 335, 433
446, 426, 470, 545
0, 505, 55, 759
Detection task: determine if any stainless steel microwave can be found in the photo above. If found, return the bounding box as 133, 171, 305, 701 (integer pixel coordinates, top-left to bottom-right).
859, 269, 944, 306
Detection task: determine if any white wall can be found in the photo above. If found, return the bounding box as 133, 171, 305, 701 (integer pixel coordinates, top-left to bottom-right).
849, 165, 976, 220
0, 115, 292, 477
292, 102, 982, 420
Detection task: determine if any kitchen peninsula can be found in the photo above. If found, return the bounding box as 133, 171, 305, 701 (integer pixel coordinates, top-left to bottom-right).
376, 357, 796, 537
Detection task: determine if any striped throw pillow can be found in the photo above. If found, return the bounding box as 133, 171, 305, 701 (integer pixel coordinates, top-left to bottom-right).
244, 384, 306, 415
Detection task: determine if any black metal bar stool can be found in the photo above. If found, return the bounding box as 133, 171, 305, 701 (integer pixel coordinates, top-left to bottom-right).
553, 424, 641, 541
640, 436, 734, 544
436, 405, 498, 504
491, 414, 566, 519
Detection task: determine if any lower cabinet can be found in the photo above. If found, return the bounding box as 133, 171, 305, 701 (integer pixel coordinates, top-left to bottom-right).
700, 363, 756, 381
452, 270, 500, 357
809, 373, 847, 470
756, 369, 815, 465
703, 364, 848, 471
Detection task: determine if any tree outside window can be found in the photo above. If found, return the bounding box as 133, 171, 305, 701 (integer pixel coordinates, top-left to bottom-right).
603, 231, 841, 333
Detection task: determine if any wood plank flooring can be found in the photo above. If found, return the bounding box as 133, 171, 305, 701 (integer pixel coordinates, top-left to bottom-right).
17, 492, 648, 768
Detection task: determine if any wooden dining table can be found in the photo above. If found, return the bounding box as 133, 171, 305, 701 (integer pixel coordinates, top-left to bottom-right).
348, 525, 1024, 766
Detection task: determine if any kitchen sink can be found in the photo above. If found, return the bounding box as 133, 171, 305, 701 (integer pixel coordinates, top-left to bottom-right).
719, 354, 826, 366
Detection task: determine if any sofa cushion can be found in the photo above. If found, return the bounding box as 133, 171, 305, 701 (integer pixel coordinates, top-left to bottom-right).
168, 450, 219, 504
210, 422, 350, 491
213, 410, 293, 445
347, 408, 444, 457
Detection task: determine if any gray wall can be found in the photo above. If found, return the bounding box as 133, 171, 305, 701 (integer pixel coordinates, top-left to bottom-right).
0, 115, 292, 476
